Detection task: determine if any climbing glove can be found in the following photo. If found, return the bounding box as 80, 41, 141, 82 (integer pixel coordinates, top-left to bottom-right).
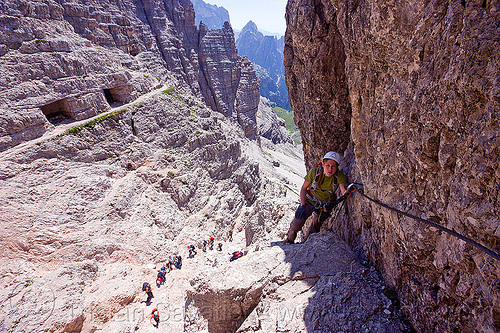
324, 201, 336, 211
346, 183, 356, 193
295, 205, 307, 219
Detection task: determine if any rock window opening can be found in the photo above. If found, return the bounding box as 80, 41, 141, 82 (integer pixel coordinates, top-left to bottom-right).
103, 86, 132, 106
103, 89, 117, 105
40, 99, 72, 125
103, 88, 127, 107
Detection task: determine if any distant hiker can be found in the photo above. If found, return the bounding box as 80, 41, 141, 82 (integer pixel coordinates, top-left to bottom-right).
151, 308, 160, 327
230, 251, 244, 262
166, 260, 173, 272
284, 151, 347, 244
188, 244, 197, 257
156, 270, 165, 287
228, 229, 233, 242
208, 237, 215, 250
142, 282, 154, 304
174, 255, 182, 269
202, 240, 207, 252
217, 243, 223, 251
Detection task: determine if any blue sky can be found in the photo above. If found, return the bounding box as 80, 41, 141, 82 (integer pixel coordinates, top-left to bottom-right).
203, 0, 287, 35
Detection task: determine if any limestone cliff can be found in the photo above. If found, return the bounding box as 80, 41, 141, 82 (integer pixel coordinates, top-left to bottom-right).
285, 0, 500, 332
236, 21, 290, 110
0, 81, 303, 333
198, 22, 260, 140
0, 0, 260, 152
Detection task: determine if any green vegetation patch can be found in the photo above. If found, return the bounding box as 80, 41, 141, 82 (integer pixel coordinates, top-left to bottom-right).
273, 107, 302, 144
161, 86, 176, 95
66, 107, 127, 135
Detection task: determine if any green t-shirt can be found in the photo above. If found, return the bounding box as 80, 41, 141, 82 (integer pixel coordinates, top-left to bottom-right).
305, 167, 347, 203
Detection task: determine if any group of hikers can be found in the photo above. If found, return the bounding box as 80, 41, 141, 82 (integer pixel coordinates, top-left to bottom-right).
141, 151, 350, 328
200, 231, 232, 253
141, 229, 240, 327
142, 257, 182, 328
155, 255, 182, 287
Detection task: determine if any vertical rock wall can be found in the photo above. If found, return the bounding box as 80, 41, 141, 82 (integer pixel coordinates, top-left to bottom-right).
285, 0, 500, 332
198, 22, 260, 139
284, 0, 351, 168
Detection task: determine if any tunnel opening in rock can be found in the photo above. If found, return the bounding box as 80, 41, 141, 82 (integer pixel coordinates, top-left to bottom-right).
185, 288, 262, 333
104, 86, 132, 106
40, 99, 72, 125
103, 88, 117, 105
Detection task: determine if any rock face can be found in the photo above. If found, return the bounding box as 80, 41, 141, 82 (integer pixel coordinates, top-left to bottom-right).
198, 22, 260, 140
285, 1, 500, 332
236, 21, 290, 110
0, 0, 260, 152
192, 0, 230, 30
0, 83, 303, 333
0, 0, 162, 151
257, 97, 293, 145
186, 233, 411, 333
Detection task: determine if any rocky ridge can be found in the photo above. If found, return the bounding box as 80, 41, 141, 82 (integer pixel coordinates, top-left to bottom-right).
198, 21, 260, 140
236, 21, 290, 110
285, 0, 500, 332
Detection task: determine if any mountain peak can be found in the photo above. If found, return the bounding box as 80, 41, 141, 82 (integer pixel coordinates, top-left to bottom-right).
242, 20, 259, 32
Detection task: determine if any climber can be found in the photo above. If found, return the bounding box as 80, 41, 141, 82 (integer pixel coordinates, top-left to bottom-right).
283, 151, 347, 244
188, 244, 197, 257
230, 251, 244, 262
156, 269, 165, 287
142, 282, 154, 304
217, 243, 223, 251
202, 239, 207, 252
208, 237, 215, 250
151, 308, 160, 327
228, 229, 233, 242
174, 255, 182, 269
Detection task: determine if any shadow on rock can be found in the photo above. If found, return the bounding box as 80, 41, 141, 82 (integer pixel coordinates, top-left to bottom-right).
184, 232, 414, 332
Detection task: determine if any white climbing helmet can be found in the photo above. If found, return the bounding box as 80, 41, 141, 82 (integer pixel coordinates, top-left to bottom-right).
323, 151, 340, 164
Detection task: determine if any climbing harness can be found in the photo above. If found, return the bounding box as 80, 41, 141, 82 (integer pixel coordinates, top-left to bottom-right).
306, 164, 339, 212
348, 184, 500, 262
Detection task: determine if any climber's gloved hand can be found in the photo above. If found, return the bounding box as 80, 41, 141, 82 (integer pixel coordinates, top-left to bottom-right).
325, 201, 335, 211
295, 205, 307, 219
